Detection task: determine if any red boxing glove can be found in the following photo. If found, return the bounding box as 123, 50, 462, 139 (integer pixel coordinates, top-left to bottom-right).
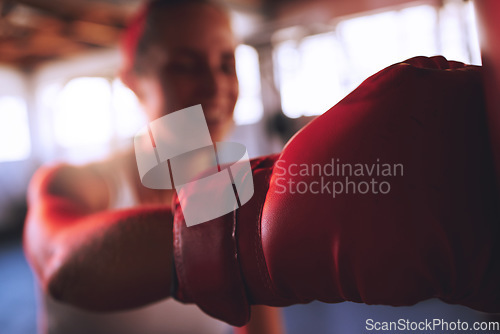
172, 56, 500, 326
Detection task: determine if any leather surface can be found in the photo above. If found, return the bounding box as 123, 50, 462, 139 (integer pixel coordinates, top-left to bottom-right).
263, 56, 499, 310
173, 56, 500, 325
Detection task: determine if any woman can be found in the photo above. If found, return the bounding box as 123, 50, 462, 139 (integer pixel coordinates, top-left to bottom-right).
24, 0, 283, 333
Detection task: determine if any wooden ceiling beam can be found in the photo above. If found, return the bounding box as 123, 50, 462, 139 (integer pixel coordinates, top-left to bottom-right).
10, 0, 138, 28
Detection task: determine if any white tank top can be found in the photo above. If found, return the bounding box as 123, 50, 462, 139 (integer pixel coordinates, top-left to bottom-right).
39, 164, 231, 334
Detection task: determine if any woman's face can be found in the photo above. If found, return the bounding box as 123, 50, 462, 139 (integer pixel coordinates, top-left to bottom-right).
136, 3, 239, 142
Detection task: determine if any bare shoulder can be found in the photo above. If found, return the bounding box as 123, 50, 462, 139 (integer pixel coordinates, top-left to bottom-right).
28, 157, 120, 213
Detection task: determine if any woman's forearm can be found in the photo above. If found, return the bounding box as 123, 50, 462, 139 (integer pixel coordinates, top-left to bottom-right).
25, 201, 173, 312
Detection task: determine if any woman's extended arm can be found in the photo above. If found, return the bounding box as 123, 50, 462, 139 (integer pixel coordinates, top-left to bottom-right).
24, 164, 173, 312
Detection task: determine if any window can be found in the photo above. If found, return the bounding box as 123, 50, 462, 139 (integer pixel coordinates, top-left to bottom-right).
112, 78, 147, 139
274, 2, 481, 118
337, 6, 438, 88
234, 44, 264, 125
53, 77, 113, 148
0, 96, 31, 161
51, 76, 146, 162
275, 33, 344, 118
